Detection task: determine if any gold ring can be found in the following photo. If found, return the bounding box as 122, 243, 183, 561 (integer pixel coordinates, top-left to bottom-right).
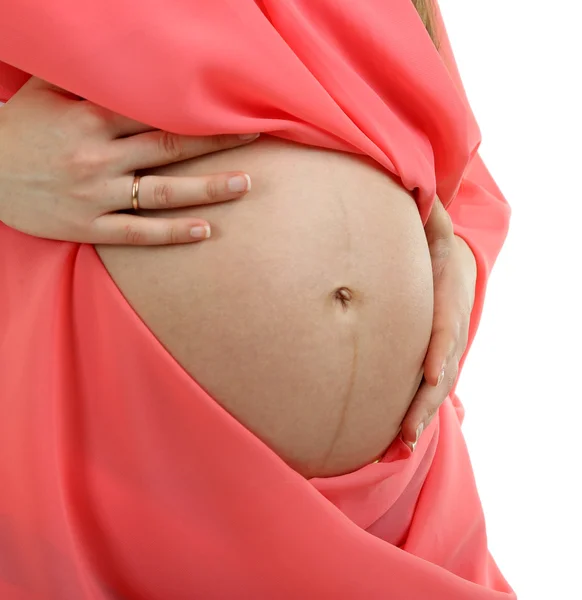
131, 175, 141, 211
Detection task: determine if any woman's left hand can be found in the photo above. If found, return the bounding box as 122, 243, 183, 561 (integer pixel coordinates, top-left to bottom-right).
401, 197, 477, 451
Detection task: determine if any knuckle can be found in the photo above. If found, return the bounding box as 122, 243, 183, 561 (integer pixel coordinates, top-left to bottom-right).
74, 101, 106, 131
449, 320, 462, 345
166, 225, 181, 245
205, 178, 222, 201
208, 134, 231, 151
425, 403, 439, 423
124, 225, 143, 245
69, 186, 93, 204
158, 131, 184, 160
152, 183, 174, 209
65, 148, 107, 180
431, 320, 449, 338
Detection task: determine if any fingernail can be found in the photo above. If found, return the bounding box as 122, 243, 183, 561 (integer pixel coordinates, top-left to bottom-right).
227, 174, 251, 193
406, 422, 424, 453
238, 133, 260, 141
437, 367, 446, 387
190, 225, 211, 239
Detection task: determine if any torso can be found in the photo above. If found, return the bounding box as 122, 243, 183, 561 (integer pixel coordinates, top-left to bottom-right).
97, 137, 434, 477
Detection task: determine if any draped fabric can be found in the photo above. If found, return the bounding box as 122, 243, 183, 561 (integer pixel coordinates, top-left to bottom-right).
0, 1, 513, 598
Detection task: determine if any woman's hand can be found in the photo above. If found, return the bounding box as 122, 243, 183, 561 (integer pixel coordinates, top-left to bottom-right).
401, 197, 477, 450
0, 77, 259, 244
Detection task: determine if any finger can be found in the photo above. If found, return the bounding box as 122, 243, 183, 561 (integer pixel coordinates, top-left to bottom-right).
422, 319, 458, 386
89, 213, 212, 246
114, 130, 260, 172
132, 172, 252, 211
107, 114, 157, 137
20, 76, 82, 101
401, 359, 459, 449
103, 172, 252, 213
400, 380, 435, 447
424, 196, 453, 245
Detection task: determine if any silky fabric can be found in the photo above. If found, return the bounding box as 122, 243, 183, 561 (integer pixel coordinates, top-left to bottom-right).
0, 1, 514, 598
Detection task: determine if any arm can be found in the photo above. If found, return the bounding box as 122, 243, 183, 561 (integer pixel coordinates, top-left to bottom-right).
401, 3, 510, 443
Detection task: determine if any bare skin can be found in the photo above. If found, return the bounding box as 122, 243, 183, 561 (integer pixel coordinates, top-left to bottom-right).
98, 137, 434, 478
2, 81, 475, 462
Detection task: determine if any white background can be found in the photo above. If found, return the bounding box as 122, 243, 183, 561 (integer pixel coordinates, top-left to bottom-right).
440, 1, 582, 598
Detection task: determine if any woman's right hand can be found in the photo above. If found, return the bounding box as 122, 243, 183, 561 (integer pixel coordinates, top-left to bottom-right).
0, 77, 259, 244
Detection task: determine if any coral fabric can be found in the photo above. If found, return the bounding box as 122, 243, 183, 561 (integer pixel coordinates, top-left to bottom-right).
0, 1, 514, 598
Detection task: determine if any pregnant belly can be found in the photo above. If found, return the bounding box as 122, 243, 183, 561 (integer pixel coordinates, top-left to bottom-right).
97, 137, 434, 477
